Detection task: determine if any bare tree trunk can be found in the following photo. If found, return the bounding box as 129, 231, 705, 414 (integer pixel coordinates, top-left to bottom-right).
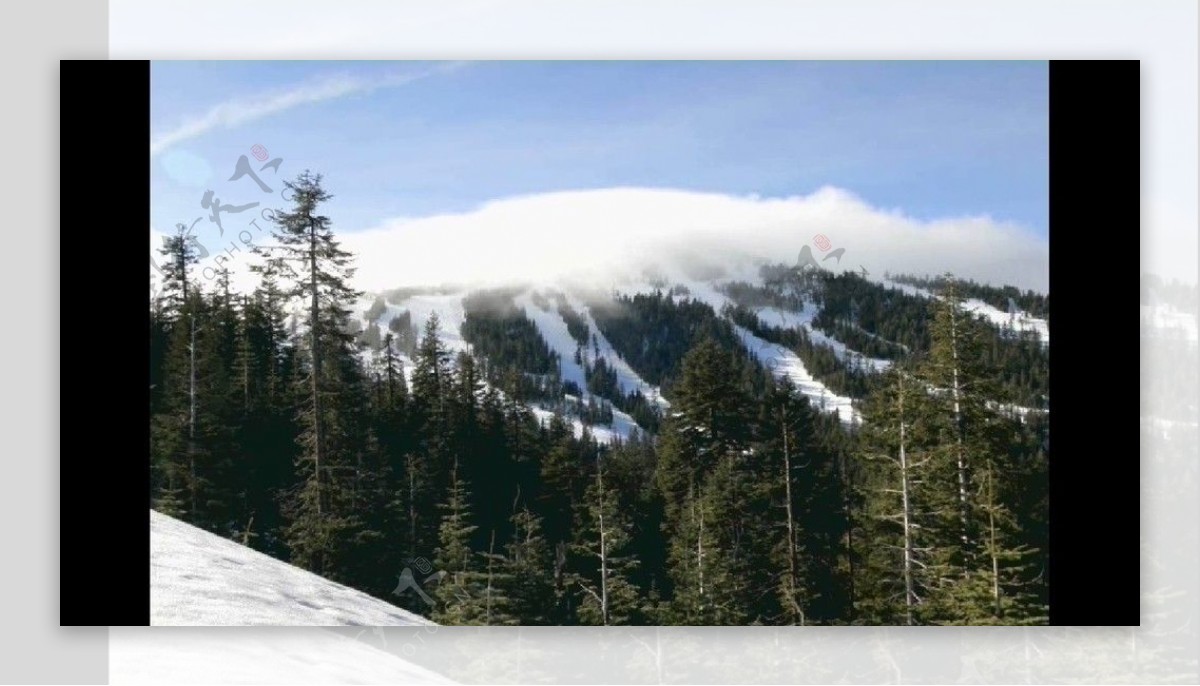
696, 491, 705, 612
486, 530, 496, 625
782, 411, 804, 625
308, 217, 323, 515
898, 375, 915, 627
988, 469, 1001, 617
597, 458, 609, 626
948, 296, 970, 548
839, 450, 856, 606
188, 314, 198, 517
407, 454, 417, 551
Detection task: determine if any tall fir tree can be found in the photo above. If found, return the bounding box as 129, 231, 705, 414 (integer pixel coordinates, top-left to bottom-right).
571, 454, 643, 625
258, 171, 365, 580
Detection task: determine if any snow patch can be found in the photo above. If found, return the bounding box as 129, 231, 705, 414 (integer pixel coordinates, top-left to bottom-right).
150, 509, 435, 627
880, 279, 1050, 345
756, 304, 892, 373
732, 325, 860, 425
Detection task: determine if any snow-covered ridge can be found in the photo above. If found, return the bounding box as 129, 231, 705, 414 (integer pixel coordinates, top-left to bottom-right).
363, 288, 648, 444
625, 276, 864, 424
755, 304, 892, 373
733, 325, 861, 424
150, 509, 436, 626
518, 291, 659, 442
880, 278, 1050, 345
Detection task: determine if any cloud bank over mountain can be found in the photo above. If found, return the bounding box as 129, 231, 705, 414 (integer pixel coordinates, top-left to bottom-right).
151, 186, 1049, 296
341, 186, 1049, 293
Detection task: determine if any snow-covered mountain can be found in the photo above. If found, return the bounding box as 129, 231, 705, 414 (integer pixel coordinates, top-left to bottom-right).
351, 263, 1051, 440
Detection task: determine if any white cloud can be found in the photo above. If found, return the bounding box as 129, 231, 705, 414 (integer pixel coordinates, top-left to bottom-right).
339, 186, 1049, 293
150, 187, 1049, 299
150, 62, 466, 157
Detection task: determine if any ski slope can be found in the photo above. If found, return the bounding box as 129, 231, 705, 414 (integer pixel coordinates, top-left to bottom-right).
375, 290, 471, 354
150, 509, 436, 627
361, 289, 649, 444
659, 277, 862, 423
732, 325, 860, 424
517, 292, 589, 392
881, 278, 1050, 345
517, 293, 651, 443
566, 293, 671, 410
516, 291, 664, 441
756, 304, 892, 373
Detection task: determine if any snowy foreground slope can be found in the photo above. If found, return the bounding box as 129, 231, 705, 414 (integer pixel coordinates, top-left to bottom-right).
150, 509, 434, 627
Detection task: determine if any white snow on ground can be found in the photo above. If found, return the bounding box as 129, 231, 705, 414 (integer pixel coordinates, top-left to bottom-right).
962, 298, 1050, 344
150, 509, 435, 627
732, 325, 860, 425
381, 291, 471, 353
517, 292, 588, 392
880, 278, 1050, 345
530, 406, 631, 444
615, 276, 862, 424
110, 626, 454, 685
756, 304, 892, 373
564, 293, 671, 410
517, 291, 651, 443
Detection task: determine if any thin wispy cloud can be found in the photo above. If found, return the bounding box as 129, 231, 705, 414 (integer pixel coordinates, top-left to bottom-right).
150, 62, 466, 157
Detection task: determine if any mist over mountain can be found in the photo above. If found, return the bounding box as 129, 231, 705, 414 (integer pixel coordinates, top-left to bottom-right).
341, 186, 1050, 293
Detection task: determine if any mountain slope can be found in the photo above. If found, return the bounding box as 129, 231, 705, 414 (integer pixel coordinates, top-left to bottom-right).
150, 509, 435, 627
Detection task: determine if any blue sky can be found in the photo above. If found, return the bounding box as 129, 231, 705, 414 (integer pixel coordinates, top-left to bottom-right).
151, 61, 1048, 242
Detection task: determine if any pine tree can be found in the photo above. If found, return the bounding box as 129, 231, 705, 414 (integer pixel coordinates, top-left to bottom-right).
150, 226, 202, 520
259, 171, 365, 578
925, 274, 989, 555
572, 454, 643, 625
502, 507, 556, 624
664, 478, 742, 625
854, 366, 945, 625
405, 313, 455, 561
762, 378, 813, 625
431, 460, 499, 624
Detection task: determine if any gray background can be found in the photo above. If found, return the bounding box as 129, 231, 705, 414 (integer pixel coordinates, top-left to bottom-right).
2, 0, 109, 683
2, 0, 1198, 683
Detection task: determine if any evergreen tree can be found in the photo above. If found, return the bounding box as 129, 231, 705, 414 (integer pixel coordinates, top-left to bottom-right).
431, 460, 509, 624
499, 506, 555, 624
854, 366, 945, 625
259, 171, 365, 579
572, 455, 643, 625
